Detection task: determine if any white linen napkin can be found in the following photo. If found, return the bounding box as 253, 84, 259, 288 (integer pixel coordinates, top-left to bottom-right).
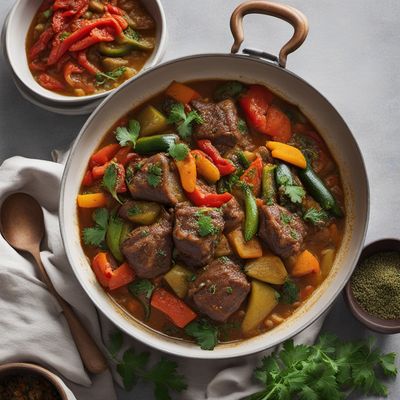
0, 155, 326, 400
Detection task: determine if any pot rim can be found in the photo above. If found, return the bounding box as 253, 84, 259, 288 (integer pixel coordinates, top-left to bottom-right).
5, 0, 167, 105
60, 52, 370, 359
0, 362, 69, 400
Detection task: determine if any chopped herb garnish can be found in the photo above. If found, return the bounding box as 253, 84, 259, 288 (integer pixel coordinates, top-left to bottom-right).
82, 208, 109, 247
116, 119, 140, 148
185, 319, 219, 350
125, 165, 134, 185
147, 163, 162, 187
128, 279, 155, 320
290, 229, 299, 240
167, 103, 203, 139
42, 8, 53, 19
134, 161, 143, 171
157, 249, 167, 257
124, 27, 140, 41
128, 205, 141, 216
59, 31, 71, 41
280, 211, 293, 225
96, 67, 127, 86
196, 211, 218, 237
219, 256, 230, 263
280, 279, 299, 304
208, 284, 217, 294
168, 142, 189, 161
303, 207, 329, 225
226, 286, 233, 295
102, 162, 122, 203
187, 274, 197, 282
140, 229, 150, 238
237, 118, 248, 134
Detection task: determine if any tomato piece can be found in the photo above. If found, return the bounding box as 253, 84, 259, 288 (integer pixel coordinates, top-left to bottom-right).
37, 73, 65, 91
108, 263, 135, 290
264, 105, 292, 142
239, 85, 274, 133
92, 252, 114, 288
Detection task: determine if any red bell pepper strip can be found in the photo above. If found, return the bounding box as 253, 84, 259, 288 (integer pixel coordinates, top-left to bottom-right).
64, 61, 95, 93
82, 170, 94, 186
91, 252, 115, 288
111, 14, 129, 30
29, 27, 54, 60
52, 11, 67, 33
196, 140, 236, 176
77, 51, 100, 75
91, 144, 121, 166
29, 60, 47, 72
151, 288, 197, 328
69, 27, 114, 52
240, 156, 263, 196
37, 73, 65, 91
92, 162, 111, 180
106, 4, 123, 15
108, 263, 135, 290
47, 17, 122, 65
185, 186, 232, 207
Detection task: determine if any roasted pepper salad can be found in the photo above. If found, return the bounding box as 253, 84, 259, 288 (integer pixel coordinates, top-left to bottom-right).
26, 0, 156, 96
77, 80, 345, 350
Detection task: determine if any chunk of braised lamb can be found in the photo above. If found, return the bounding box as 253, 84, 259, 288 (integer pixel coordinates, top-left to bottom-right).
191, 99, 241, 150
121, 210, 173, 278
127, 153, 183, 206
258, 204, 307, 258
188, 257, 250, 322
173, 204, 224, 268
221, 197, 244, 233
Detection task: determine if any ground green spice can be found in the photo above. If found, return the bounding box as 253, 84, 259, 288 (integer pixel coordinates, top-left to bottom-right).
351, 251, 400, 320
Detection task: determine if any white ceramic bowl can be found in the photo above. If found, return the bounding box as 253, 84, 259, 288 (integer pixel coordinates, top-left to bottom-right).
60, 54, 369, 359
4, 0, 167, 111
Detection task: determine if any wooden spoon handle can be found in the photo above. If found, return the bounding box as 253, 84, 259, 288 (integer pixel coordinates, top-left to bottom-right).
31, 250, 108, 374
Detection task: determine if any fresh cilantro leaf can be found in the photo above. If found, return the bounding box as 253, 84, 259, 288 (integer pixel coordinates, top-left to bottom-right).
42, 8, 53, 19
185, 319, 219, 350
303, 207, 328, 225
280, 279, 299, 304
195, 211, 218, 237
124, 27, 140, 41
59, 31, 71, 41
167, 103, 203, 139
128, 279, 155, 320
214, 81, 245, 101
237, 118, 248, 134
217, 168, 243, 193
168, 142, 189, 161
283, 185, 305, 204
102, 162, 122, 203
96, 67, 127, 86
147, 163, 162, 187
117, 348, 149, 390
82, 208, 109, 246
279, 211, 292, 225
107, 331, 123, 359
379, 353, 398, 377
116, 119, 140, 147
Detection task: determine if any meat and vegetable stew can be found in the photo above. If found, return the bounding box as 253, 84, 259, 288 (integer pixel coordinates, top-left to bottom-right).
26, 0, 156, 96
77, 80, 345, 350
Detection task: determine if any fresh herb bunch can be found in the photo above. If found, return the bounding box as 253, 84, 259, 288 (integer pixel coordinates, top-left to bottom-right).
107, 331, 187, 400
247, 334, 397, 400
167, 103, 203, 139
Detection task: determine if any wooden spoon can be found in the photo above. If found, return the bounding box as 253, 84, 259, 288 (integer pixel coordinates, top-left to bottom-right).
0, 193, 108, 374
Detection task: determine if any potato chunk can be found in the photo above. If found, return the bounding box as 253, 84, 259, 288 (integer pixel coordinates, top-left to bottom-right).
245, 254, 288, 284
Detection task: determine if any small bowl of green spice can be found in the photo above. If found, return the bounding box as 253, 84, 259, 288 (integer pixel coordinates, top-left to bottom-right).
344, 239, 400, 334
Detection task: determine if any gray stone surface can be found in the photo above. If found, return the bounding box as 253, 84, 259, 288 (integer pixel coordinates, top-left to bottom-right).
1, 0, 399, 399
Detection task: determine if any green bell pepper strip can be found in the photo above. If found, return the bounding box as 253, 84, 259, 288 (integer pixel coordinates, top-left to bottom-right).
241, 183, 259, 241
106, 214, 125, 262
262, 164, 277, 205
297, 163, 343, 217
237, 150, 250, 169
134, 134, 178, 155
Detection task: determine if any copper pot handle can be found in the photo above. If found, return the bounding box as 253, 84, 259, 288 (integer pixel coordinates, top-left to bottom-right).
230, 1, 309, 68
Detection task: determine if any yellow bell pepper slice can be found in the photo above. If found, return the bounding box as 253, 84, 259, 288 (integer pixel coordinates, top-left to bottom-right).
191, 150, 220, 183
266, 141, 307, 169
175, 152, 197, 193
77, 193, 107, 208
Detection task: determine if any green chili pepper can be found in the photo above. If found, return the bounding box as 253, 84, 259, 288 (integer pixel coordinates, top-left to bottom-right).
117, 32, 154, 51
134, 134, 178, 155
237, 151, 250, 169
106, 213, 125, 262
98, 42, 133, 57
262, 164, 277, 205
298, 163, 343, 217
241, 183, 259, 241
275, 163, 294, 187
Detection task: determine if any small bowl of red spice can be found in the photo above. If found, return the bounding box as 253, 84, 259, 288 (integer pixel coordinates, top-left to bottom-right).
0, 363, 76, 400
344, 239, 400, 334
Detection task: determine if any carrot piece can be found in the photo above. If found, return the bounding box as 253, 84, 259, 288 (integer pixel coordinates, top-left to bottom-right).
266, 141, 306, 168
92, 252, 114, 287
165, 81, 200, 104
291, 250, 320, 277
264, 105, 292, 142
109, 263, 135, 290
77, 193, 108, 208
90, 144, 121, 166
175, 152, 197, 193
151, 288, 197, 328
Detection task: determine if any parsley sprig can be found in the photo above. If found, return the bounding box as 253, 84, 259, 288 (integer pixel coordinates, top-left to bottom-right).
82, 208, 109, 247
96, 67, 127, 86
116, 119, 140, 148
168, 142, 189, 161
167, 103, 203, 139
247, 334, 397, 400
107, 331, 187, 399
